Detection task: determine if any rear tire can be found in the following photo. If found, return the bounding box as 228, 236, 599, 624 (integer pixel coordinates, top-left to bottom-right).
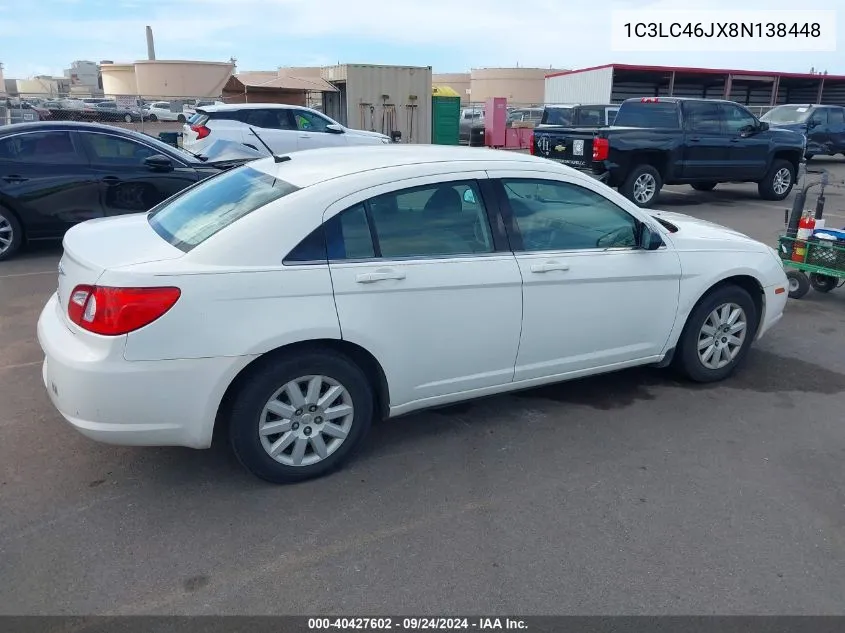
228, 350, 374, 484
0, 206, 23, 262
758, 159, 795, 201
691, 182, 717, 191
619, 164, 662, 208
177, 114, 186, 123
673, 284, 759, 383
148, 114, 158, 122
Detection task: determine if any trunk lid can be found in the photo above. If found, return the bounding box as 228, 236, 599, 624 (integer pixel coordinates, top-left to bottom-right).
534, 127, 598, 167
57, 214, 184, 314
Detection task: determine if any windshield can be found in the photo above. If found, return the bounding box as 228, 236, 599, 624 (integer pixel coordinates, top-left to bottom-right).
148, 165, 299, 251
761, 105, 813, 124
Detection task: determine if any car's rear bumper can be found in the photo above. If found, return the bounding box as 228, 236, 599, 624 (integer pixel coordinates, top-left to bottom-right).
37, 293, 253, 449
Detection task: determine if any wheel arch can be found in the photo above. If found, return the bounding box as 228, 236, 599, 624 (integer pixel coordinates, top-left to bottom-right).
213, 338, 391, 444
0, 201, 25, 240
679, 273, 765, 342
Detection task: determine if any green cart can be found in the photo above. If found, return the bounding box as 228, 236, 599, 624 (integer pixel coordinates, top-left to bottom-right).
777, 234, 845, 299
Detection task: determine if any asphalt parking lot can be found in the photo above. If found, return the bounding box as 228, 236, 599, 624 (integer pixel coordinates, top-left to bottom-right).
3, 159, 845, 616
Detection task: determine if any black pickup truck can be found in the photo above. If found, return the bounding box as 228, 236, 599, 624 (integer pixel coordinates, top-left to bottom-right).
531, 97, 807, 207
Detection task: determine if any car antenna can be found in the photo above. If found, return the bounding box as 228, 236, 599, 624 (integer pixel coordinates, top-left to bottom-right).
248, 126, 290, 163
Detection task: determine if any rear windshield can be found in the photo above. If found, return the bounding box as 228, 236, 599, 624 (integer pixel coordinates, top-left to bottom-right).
613, 102, 680, 128
148, 165, 299, 251
541, 107, 574, 126
187, 112, 209, 126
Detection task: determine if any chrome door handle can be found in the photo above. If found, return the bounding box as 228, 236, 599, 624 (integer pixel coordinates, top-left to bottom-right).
530, 261, 570, 273
355, 270, 406, 283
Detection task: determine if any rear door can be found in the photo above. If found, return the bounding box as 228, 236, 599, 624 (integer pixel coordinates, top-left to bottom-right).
77, 130, 200, 217
681, 101, 729, 180
0, 130, 102, 239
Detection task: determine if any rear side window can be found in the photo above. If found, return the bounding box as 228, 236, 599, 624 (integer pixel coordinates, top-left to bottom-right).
830, 108, 845, 125
613, 102, 680, 128
188, 113, 208, 126
685, 101, 722, 133
148, 166, 299, 251
0, 131, 84, 164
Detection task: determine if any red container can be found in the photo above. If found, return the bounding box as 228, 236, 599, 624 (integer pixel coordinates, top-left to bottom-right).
484, 97, 507, 147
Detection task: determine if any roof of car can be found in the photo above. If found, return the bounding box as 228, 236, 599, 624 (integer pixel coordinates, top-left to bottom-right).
249, 144, 559, 188
199, 103, 301, 112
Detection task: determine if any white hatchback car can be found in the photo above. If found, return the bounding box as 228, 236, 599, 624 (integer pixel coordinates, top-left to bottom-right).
38, 145, 788, 483
182, 103, 391, 156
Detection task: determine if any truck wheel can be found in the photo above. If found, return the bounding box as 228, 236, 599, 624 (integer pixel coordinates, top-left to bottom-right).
758, 160, 795, 201
620, 164, 662, 208
691, 182, 717, 191
786, 270, 810, 299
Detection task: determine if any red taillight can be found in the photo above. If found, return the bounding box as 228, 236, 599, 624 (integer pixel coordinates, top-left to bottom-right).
529, 132, 535, 155
593, 137, 609, 161
67, 285, 181, 336
641, 97, 659, 103
191, 124, 210, 140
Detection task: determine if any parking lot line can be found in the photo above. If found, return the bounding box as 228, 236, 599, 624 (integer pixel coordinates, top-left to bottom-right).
0, 270, 56, 279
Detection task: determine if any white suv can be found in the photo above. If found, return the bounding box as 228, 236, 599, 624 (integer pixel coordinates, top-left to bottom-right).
182, 104, 392, 155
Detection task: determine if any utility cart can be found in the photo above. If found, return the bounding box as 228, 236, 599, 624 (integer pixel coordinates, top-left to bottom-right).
777, 168, 845, 299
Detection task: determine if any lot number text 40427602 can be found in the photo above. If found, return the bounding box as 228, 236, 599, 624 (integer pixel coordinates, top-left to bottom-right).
307, 617, 528, 630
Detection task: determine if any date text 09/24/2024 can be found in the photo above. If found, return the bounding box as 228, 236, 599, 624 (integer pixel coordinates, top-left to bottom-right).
622, 22, 821, 39
307, 618, 528, 630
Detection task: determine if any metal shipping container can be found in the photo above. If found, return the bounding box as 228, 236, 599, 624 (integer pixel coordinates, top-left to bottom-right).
544, 66, 614, 104
321, 64, 432, 144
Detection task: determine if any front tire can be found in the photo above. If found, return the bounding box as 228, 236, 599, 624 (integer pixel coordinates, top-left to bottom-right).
758, 159, 795, 201
674, 284, 759, 383
619, 164, 662, 208
177, 114, 186, 123
0, 206, 23, 261
228, 350, 374, 484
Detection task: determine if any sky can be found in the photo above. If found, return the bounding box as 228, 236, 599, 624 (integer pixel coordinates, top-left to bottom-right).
0, 0, 842, 79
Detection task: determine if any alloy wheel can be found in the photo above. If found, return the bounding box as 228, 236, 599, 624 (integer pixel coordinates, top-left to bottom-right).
0, 216, 14, 256
697, 303, 748, 370
773, 167, 792, 196
258, 375, 355, 467
633, 173, 656, 204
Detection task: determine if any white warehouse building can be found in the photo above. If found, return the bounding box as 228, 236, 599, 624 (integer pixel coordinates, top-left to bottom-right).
544, 63, 845, 109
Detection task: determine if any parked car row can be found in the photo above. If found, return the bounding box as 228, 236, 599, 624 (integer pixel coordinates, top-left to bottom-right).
532, 96, 809, 208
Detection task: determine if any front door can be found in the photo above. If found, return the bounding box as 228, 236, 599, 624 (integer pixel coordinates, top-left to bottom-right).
0, 130, 102, 239
682, 100, 730, 180
827, 107, 845, 154
291, 109, 349, 151
489, 173, 682, 382
325, 173, 523, 409
807, 108, 831, 155
721, 103, 770, 180
77, 131, 200, 216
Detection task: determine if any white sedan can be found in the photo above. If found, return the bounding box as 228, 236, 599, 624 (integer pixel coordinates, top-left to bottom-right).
37, 145, 789, 483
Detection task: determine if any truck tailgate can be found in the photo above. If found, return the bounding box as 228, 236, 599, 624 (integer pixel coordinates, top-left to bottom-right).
534, 127, 599, 167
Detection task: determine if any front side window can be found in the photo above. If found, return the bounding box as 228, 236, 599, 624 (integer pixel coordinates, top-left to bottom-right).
0, 131, 83, 165
809, 108, 829, 126
829, 108, 845, 125
149, 165, 299, 251
293, 109, 332, 133
501, 179, 638, 251
721, 104, 757, 134
326, 181, 493, 260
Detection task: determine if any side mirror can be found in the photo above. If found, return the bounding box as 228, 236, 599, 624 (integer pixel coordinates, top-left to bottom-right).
639, 223, 664, 251
808, 119, 820, 129
326, 124, 345, 134
758, 121, 769, 131
143, 154, 173, 171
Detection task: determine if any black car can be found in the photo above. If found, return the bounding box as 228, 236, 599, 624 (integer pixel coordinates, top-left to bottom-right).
761, 104, 845, 159
0, 121, 262, 260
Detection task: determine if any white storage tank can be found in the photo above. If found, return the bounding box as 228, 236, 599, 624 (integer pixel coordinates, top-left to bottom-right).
321, 64, 432, 144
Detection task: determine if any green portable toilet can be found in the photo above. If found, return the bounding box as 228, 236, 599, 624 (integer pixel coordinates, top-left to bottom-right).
431, 88, 461, 145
